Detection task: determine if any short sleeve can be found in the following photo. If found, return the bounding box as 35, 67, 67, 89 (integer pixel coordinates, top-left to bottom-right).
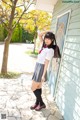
45, 49, 54, 61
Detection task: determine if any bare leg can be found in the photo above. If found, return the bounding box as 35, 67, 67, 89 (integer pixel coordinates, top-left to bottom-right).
31, 80, 42, 91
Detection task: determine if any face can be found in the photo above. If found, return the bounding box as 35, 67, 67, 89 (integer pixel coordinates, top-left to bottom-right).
44, 38, 52, 46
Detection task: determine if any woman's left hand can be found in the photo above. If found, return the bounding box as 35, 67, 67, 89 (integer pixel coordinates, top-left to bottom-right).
41, 76, 45, 82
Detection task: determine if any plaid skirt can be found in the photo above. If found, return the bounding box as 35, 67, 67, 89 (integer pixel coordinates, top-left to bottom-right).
32, 62, 47, 82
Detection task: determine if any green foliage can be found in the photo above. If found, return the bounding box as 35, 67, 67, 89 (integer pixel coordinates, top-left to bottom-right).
11, 23, 34, 43
11, 23, 22, 43
0, 9, 52, 43
21, 10, 52, 33
26, 31, 34, 42
4, 28, 8, 39
0, 25, 4, 41
0, 23, 34, 43
22, 28, 34, 43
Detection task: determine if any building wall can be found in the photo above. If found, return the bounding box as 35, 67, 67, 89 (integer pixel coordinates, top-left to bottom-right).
50, 1, 80, 120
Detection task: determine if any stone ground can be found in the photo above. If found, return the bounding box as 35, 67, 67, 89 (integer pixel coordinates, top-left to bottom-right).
0, 74, 64, 120
0, 43, 64, 120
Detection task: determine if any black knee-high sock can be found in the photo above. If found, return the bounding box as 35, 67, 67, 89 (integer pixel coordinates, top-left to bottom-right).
38, 88, 42, 95
33, 90, 39, 105
36, 88, 42, 105
33, 89, 44, 106
33, 88, 42, 105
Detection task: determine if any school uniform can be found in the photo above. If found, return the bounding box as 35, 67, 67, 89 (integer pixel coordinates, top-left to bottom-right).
32, 47, 54, 82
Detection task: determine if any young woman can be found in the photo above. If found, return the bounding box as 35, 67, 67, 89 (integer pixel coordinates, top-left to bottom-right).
30, 31, 57, 111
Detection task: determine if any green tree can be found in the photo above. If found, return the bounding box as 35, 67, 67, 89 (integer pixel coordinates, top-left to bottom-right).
0, 0, 35, 74
20, 10, 52, 53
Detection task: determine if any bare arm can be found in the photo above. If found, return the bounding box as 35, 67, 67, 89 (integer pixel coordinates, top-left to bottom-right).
41, 59, 49, 82
38, 31, 48, 43
38, 30, 53, 43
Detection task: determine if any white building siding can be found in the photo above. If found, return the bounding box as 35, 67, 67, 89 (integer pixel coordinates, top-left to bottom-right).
50, 1, 80, 120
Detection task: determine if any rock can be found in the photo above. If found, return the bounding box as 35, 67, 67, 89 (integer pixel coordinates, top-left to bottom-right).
42, 109, 51, 117
54, 110, 63, 120
21, 110, 33, 120
48, 115, 54, 120
7, 116, 16, 120
7, 108, 21, 118
6, 100, 17, 108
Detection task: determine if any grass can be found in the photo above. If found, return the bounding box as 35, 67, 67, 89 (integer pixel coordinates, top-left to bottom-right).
25, 50, 38, 56
0, 72, 21, 79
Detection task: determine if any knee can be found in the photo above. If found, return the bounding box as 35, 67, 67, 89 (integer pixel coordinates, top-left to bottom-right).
31, 84, 38, 91
31, 84, 35, 91
31, 81, 34, 91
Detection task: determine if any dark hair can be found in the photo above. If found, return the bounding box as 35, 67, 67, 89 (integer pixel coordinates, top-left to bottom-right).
42, 32, 61, 58
44, 32, 56, 47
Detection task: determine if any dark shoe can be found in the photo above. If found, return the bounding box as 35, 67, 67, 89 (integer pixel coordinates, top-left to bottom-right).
30, 104, 38, 110
35, 104, 46, 111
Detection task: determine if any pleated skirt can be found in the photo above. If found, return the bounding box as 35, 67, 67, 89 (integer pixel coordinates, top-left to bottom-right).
32, 62, 45, 82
